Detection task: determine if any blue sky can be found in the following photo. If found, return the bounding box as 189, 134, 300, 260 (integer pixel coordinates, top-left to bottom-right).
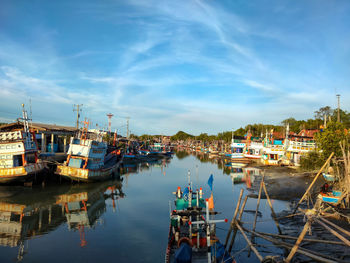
0, 0, 349, 136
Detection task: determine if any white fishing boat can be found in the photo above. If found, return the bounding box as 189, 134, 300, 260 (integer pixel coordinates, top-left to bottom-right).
56, 121, 122, 183
244, 141, 263, 159
0, 105, 45, 183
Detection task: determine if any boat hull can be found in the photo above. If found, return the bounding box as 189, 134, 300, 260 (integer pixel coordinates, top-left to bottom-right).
56, 159, 122, 183
0, 162, 46, 183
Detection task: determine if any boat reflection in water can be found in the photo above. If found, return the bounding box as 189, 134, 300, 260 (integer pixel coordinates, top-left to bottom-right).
0, 178, 124, 260
121, 158, 171, 177
224, 165, 261, 189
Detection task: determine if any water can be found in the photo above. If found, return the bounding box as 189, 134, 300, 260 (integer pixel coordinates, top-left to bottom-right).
0, 151, 292, 262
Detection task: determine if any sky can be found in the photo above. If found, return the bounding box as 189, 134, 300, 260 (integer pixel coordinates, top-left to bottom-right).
0, 0, 349, 136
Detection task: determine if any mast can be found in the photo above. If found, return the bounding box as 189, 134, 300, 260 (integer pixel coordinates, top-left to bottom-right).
21, 104, 30, 133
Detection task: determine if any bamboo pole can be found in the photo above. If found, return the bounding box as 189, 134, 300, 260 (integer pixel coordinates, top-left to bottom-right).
253, 230, 346, 245
235, 221, 263, 262
285, 219, 312, 262
253, 173, 264, 233
262, 180, 282, 234
243, 227, 340, 263
314, 218, 350, 246
224, 188, 244, 248
249, 172, 265, 256
294, 152, 334, 213
319, 216, 350, 237
228, 195, 248, 252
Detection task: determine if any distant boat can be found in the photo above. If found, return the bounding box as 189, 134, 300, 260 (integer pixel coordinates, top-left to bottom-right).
56, 122, 122, 183
322, 173, 335, 182
261, 136, 286, 166
319, 190, 342, 204
0, 105, 45, 183
244, 141, 263, 159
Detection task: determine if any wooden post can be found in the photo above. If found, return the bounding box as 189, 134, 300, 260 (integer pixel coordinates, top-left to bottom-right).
252, 230, 346, 245
285, 219, 312, 262
262, 180, 282, 234
224, 188, 244, 248
235, 221, 263, 262
294, 152, 334, 213
228, 195, 248, 252
41, 133, 46, 152
51, 133, 54, 153
244, 227, 339, 263
314, 218, 350, 246
319, 216, 350, 237
64, 136, 67, 153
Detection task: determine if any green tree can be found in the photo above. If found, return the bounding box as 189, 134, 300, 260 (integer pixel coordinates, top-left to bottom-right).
315, 121, 348, 158
314, 106, 333, 119
170, 131, 194, 141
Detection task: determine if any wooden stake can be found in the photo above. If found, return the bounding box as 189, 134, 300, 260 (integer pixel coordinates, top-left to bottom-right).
294, 152, 334, 213
262, 180, 282, 234
319, 216, 350, 237
285, 218, 312, 262
253, 230, 346, 245
235, 221, 263, 262
314, 218, 350, 246
224, 188, 244, 248
244, 227, 339, 263
253, 173, 264, 231
249, 172, 265, 256
228, 195, 248, 252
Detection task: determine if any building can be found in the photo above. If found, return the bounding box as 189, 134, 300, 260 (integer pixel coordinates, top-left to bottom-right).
0, 121, 76, 154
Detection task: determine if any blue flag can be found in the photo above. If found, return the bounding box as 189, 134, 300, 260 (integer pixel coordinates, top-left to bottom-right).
183, 187, 189, 201
208, 174, 214, 191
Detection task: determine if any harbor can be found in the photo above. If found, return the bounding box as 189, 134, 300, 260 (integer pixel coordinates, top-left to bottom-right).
0, 138, 349, 262
1, 1, 350, 262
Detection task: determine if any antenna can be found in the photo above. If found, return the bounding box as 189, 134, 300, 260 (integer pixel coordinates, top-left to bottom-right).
73, 104, 83, 129
29, 98, 33, 129
126, 117, 130, 139
336, 94, 341, 123
20, 104, 30, 133
106, 113, 114, 133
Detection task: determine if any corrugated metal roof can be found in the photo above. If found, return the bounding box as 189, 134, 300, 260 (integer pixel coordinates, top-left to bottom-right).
0, 121, 77, 132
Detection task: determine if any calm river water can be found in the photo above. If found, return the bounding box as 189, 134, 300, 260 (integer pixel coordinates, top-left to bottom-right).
0, 150, 292, 262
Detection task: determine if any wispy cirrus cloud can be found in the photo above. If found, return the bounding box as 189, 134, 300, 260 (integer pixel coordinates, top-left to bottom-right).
0, 0, 349, 135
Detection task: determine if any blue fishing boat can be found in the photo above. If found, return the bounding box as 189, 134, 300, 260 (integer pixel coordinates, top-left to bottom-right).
165, 174, 233, 263
320, 190, 342, 204
322, 173, 335, 182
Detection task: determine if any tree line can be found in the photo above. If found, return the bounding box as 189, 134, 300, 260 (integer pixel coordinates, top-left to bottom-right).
169, 106, 350, 142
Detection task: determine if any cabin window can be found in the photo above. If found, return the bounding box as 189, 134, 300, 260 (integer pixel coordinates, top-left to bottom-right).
6, 146, 10, 149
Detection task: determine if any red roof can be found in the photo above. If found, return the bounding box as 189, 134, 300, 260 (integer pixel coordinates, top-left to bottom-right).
298, 129, 318, 138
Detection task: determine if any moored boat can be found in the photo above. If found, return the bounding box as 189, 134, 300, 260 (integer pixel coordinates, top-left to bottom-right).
165, 175, 233, 263
56, 122, 122, 183
0, 105, 45, 183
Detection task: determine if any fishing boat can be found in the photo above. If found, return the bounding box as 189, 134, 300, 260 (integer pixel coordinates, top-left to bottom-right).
56, 121, 122, 183
322, 173, 335, 182
284, 135, 316, 166
0, 105, 45, 183
165, 175, 233, 263
261, 134, 286, 166
319, 190, 342, 204
244, 141, 263, 159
